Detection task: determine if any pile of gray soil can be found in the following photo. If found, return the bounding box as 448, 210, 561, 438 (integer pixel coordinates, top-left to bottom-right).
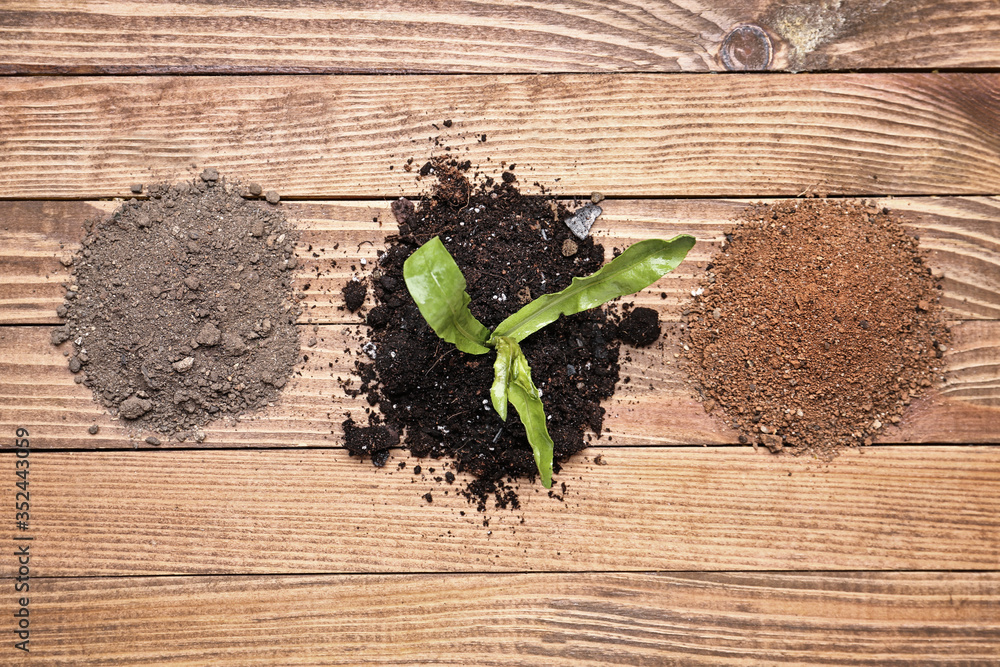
51, 171, 301, 442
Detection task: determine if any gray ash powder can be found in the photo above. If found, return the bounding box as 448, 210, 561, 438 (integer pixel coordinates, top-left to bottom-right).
51, 174, 301, 442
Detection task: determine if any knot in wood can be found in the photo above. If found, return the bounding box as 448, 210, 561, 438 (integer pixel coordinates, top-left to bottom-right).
720, 24, 773, 71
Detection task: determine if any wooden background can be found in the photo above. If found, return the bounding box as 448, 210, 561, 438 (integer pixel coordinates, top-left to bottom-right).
1, 1, 999, 664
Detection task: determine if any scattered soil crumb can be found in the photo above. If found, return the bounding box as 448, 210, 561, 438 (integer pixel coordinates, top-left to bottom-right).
684, 199, 949, 457
619, 307, 660, 347
343, 415, 399, 468
52, 174, 301, 439
346, 156, 628, 511
343, 280, 367, 312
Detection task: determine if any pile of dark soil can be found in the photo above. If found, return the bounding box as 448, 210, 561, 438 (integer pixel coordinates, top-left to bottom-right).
345, 158, 651, 510
683, 199, 949, 456
51, 172, 301, 441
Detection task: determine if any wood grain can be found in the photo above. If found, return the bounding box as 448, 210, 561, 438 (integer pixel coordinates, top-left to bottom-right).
2, 445, 999, 576
2, 320, 998, 450
2, 74, 998, 199
3, 197, 1000, 325
29, 572, 1000, 665
5, 6, 999, 664
2, 1, 999, 75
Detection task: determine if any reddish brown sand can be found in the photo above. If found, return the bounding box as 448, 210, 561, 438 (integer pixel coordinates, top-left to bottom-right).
684, 199, 949, 456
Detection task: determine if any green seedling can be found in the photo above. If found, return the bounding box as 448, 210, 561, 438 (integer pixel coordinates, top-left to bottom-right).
403, 234, 695, 487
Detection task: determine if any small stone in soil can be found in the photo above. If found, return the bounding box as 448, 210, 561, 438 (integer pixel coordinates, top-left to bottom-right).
221, 332, 247, 356
172, 357, 194, 373
145, 436, 162, 446
130, 184, 144, 194
88, 424, 99, 435
265, 190, 280, 205
196, 322, 222, 347
119, 396, 152, 420
564, 203, 602, 240
761, 434, 783, 452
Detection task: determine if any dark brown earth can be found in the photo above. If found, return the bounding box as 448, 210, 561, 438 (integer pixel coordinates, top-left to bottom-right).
342, 280, 367, 312
345, 158, 639, 510
683, 199, 949, 457
618, 307, 661, 347
51, 173, 301, 441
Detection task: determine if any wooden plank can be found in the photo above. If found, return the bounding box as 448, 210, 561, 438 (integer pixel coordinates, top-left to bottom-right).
9, 319, 732, 449
2, 1, 999, 75
2, 73, 998, 199
2, 446, 999, 576
0, 323, 372, 450
28, 572, 1000, 665
3, 197, 999, 325
1, 320, 998, 450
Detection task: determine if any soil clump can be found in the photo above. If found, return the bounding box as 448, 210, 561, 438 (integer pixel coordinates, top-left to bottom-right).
684, 199, 949, 456
342, 280, 367, 312
618, 307, 661, 347
346, 158, 633, 510
52, 174, 301, 440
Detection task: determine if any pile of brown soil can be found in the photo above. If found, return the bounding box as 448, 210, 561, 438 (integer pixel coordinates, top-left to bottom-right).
51, 172, 301, 441
345, 158, 640, 510
683, 199, 949, 456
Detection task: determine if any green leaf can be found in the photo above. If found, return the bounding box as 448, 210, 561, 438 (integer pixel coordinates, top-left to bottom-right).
490, 336, 515, 421
502, 339, 554, 488
403, 236, 491, 355
491, 235, 696, 343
